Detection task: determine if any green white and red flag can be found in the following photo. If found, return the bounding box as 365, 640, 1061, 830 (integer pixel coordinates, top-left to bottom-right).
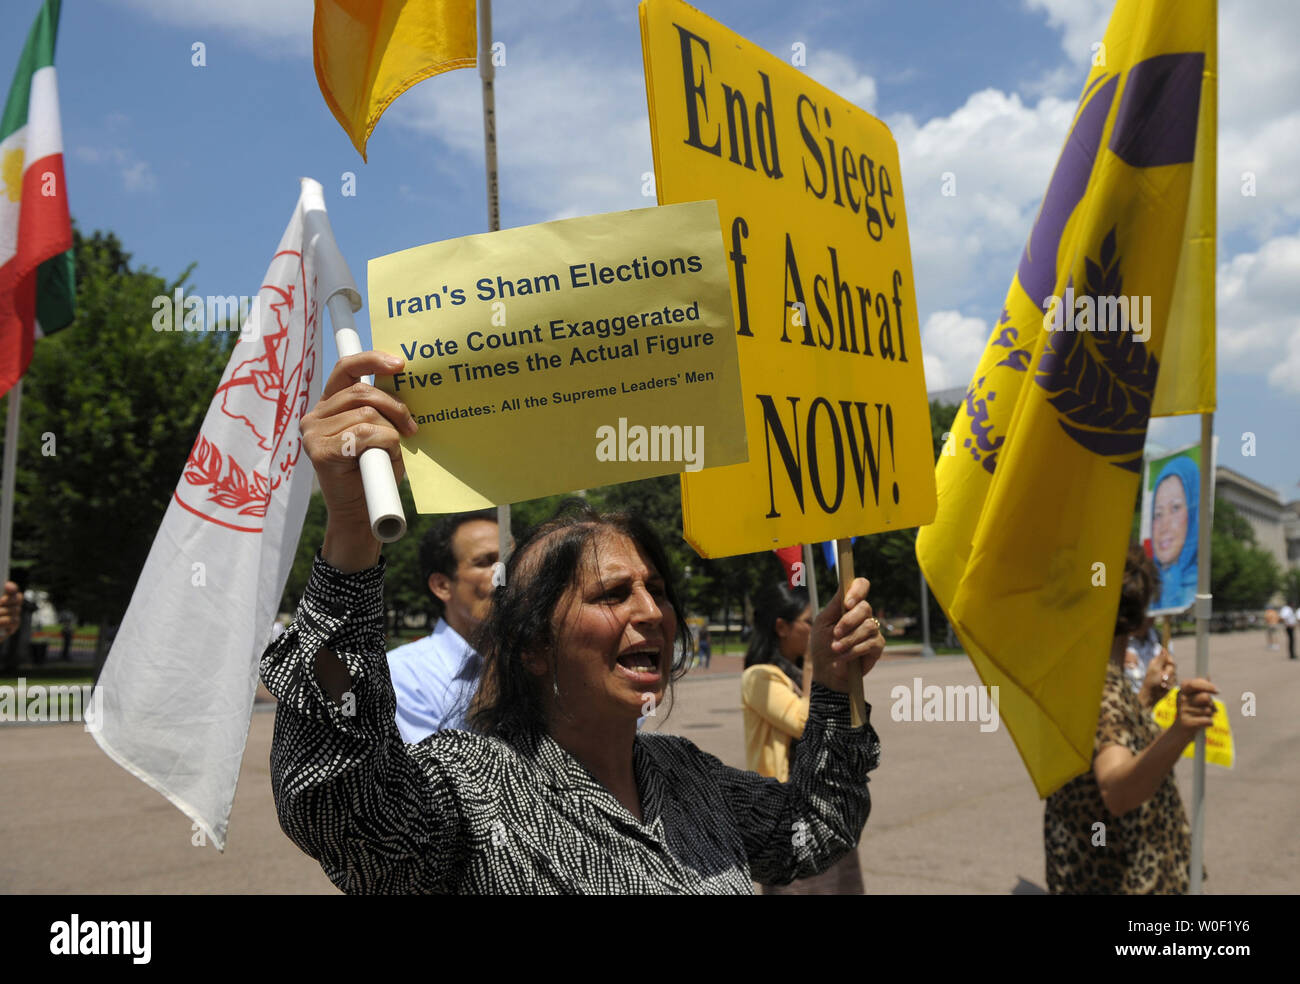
0, 0, 75, 399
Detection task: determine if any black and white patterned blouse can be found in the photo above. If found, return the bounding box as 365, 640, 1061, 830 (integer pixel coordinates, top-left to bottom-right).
261, 555, 882, 894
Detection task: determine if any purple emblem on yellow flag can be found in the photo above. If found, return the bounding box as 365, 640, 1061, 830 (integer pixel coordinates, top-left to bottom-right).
917, 0, 1217, 798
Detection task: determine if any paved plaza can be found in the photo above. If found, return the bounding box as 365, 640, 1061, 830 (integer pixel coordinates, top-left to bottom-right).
2, 630, 1296, 894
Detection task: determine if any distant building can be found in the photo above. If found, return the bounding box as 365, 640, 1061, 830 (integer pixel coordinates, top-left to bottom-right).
1215, 466, 1292, 576
928, 385, 967, 408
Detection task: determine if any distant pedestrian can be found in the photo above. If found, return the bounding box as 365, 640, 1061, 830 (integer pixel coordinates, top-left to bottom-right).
1264, 608, 1279, 651
1280, 603, 1297, 661
696, 623, 711, 669
0, 581, 20, 644
58, 609, 77, 661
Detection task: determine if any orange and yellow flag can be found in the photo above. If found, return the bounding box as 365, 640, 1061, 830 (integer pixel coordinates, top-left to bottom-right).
915, 0, 1216, 797
313, 0, 476, 161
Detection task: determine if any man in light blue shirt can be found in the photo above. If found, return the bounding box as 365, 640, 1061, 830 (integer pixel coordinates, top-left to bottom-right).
388, 509, 502, 741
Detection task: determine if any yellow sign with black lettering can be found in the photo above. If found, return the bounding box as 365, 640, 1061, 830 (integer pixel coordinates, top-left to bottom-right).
1151, 689, 1234, 768
369, 201, 747, 512
641, 0, 936, 557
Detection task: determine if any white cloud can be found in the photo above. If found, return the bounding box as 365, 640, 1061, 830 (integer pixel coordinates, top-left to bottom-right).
1017, 61, 1083, 102
1022, 0, 1300, 245
1023, 0, 1122, 65
388, 40, 880, 224
886, 89, 1076, 317
120, 159, 156, 192
920, 310, 989, 391
389, 44, 652, 222
108, 0, 1300, 410
1218, 0, 1300, 242
1143, 415, 1181, 447
74, 145, 156, 192
1217, 234, 1300, 395
1219, 0, 1300, 132
107, 0, 313, 54
804, 50, 877, 113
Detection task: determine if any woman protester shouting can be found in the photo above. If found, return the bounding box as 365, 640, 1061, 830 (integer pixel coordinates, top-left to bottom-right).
261, 351, 885, 894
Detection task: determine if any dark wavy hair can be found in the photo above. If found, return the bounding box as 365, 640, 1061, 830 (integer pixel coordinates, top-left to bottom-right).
1115, 542, 1161, 637
466, 499, 692, 746
744, 582, 810, 670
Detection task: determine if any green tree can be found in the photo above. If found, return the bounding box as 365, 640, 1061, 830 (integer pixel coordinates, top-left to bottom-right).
282, 491, 327, 614
1210, 497, 1281, 610
7, 229, 234, 635
1282, 567, 1300, 607
849, 400, 959, 635
378, 479, 428, 634
284, 480, 450, 639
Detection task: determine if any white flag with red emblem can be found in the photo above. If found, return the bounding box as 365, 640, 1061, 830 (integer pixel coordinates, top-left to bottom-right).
91, 179, 328, 850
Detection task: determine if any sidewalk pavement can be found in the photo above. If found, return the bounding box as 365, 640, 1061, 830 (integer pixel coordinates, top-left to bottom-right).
2, 630, 1295, 893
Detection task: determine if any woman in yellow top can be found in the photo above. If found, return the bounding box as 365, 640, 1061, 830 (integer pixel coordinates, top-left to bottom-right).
742, 582, 867, 894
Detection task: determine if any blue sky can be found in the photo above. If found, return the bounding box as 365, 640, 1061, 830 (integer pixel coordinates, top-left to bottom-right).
8, 0, 1299, 503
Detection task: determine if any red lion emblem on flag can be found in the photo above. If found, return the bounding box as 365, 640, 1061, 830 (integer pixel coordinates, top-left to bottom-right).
174, 249, 318, 533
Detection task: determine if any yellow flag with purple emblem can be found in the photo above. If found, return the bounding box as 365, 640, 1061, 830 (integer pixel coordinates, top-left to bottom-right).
916, 0, 1217, 797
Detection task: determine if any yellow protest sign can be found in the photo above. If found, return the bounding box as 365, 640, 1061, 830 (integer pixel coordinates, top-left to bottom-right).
640, 0, 936, 558
1151, 689, 1234, 768
368, 201, 747, 512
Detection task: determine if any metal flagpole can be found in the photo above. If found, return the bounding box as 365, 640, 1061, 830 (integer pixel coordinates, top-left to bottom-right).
479, 0, 511, 563
479, 0, 500, 235
800, 543, 820, 695
0, 380, 21, 586
920, 568, 935, 658
1189, 410, 1214, 892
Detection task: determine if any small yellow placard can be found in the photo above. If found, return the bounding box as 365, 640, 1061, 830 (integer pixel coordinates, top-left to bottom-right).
641, 0, 936, 557
1151, 689, 1234, 768
368, 201, 747, 512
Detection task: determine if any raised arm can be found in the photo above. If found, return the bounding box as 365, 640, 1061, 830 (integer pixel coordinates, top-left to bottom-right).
725, 578, 885, 884
1094, 676, 1216, 817
262, 351, 462, 893
718, 685, 879, 885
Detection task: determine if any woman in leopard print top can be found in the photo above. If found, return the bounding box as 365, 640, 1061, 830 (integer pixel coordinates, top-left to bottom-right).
1043, 544, 1217, 894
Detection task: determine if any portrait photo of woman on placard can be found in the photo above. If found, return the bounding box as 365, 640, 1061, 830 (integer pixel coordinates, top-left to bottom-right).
1142, 446, 1210, 614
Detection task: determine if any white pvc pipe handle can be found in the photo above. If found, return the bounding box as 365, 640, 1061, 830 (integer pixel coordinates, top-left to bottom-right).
329, 295, 406, 543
